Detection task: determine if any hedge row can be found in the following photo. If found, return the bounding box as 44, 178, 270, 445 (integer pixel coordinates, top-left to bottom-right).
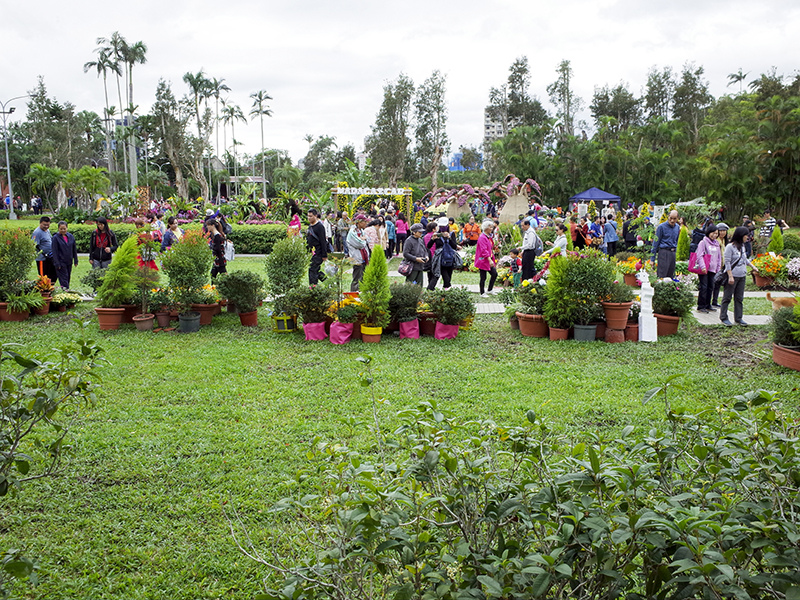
12, 223, 288, 254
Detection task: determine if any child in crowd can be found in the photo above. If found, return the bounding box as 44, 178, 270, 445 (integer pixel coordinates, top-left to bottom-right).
510, 248, 523, 287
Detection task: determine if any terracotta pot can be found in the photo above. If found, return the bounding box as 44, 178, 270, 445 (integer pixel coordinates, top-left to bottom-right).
95, 307, 125, 331
361, 324, 382, 343
272, 314, 298, 333
754, 274, 775, 288
34, 298, 52, 316
57, 305, 67, 312
133, 313, 155, 331
191, 303, 217, 326
549, 327, 569, 341
0, 303, 30, 321
773, 343, 800, 371
573, 324, 597, 342
434, 321, 459, 340
516, 312, 548, 338
399, 319, 419, 339
304, 321, 328, 341
155, 312, 172, 328
239, 310, 258, 327
351, 316, 364, 341
213, 303, 222, 315
324, 316, 334, 335
624, 322, 639, 342
655, 313, 681, 336
592, 322, 606, 340
121, 304, 139, 323
509, 317, 520, 330
385, 320, 399, 333
330, 321, 354, 344
604, 328, 625, 343
623, 273, 638, 287
419, 311, 436, 336
601, 301, 633, 331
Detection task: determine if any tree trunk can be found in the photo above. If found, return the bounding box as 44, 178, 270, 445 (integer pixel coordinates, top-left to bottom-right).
429, 145, 444, 190
56, 182, 67, 210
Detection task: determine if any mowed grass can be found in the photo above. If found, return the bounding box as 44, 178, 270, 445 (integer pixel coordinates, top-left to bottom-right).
0, 298, 797, 599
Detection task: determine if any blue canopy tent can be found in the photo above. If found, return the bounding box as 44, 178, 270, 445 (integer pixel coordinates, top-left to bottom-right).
569, 187, 621, 213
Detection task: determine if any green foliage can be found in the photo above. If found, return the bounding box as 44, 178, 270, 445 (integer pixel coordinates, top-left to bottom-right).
161, 230, 213, 310
563, 251, 616, 301
0, 230, 36, 300
676, 225, 690, 260
95, 236, 139, 308
652, 280, 695, 317
6, 291, 44, 313
251, 366, 800, 600
768, 226, 785, 253
283, 285, 335, 323
606, 280, 635, 303
264, 238, 309, 315
335, 303, 362, 324
771, 306, 797, 346
424, 287, 475, 325
215, 270, 266, 314
543, 256, 576, 328
388, 282, 423, 323
80, 267, 107, 293
359, 247, 390, 327
783, 233, 800, 251
517, 280, 548, 315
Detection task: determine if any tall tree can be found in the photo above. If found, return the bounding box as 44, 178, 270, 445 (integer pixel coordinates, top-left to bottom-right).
183, 70, 213, 199
221, 103, 247, 192
727, 68, 749, 93
249, 90, 273, 199
97, 32, 130, 184
644, 66, 675, 121
152, 79, 190, 199
590, 83, 641, 131
507, 57, 548, 129
413, 70, 448, 187
546, 60, 583, 140
365, 73, 414, 186
120, 38, 147, 187
672, 63, 713, 144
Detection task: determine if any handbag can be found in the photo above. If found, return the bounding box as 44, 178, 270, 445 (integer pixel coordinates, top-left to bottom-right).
398, 259, 413, 276
714, 252, 742, 285
688, 251, 703, 274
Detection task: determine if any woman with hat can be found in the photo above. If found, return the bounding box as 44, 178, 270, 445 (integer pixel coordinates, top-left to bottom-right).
694, 224, 721, 313
346, 215, 370, 291
475, 220, 498, 297
402, 223, 429, 285
710, 223, 729, 308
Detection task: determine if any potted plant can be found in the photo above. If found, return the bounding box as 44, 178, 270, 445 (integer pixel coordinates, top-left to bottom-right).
0, 230, 37, 320
573, 300, 602, 342
771, 306, 800, 371
149, 288, 175, 328
192, 285, 220, 325
652, 279, 694, 336
265, 237, 309, 332
616, 256, 642, 287
751, 254, 785, 288
515, 280, 549, 337
161, 230, 213, 332
285, 285, 336, 340
425, 287, 475, 340
601, 281, 635, 331
216, 270, 266, 327
34, 275, 55, 299
131, 261, 161, 332
358, 247, 390, 343
389, 282, 423, 339
625, 301, 641, 342
95, 236, 139, 330
1, 289, 44, 321
542, 255, 576, 340
328, 297, 362, 344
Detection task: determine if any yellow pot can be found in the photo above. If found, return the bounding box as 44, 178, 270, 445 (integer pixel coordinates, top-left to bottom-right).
360, 324, 383, 336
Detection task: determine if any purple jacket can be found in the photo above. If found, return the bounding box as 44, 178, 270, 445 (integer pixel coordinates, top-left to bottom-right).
696, 236, 721, 273
475, 233, 495, 271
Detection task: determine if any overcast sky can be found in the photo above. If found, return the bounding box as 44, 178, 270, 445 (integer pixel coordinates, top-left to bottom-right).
3, 0, 799, 165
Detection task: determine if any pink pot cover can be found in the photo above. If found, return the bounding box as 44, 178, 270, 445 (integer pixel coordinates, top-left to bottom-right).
434, 322, 459, 340
399, 319, 420, 339
304, 321, 328, 341
329, 321, 354, 344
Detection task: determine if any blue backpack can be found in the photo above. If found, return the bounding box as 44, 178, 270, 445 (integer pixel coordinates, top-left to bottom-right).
441, 240, 456, 267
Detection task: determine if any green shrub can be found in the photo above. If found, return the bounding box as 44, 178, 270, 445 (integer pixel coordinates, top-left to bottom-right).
359, 248, 390, 327
784, 233, 800, 251
283, 284, 335, 323
652, 280, 694, 317
95, 236, 139, 308
0, 230, 36, 300
676, 225, 690, 261
244, 374, 800, 600
265, 238, 309, 315
160, 230, 213, 311
517, 280, 548, 315
767, 226, 784, 253
216, 270, 266, 314
424, 287, 475, 325
543, 255, 576, 328
388, 282, 423, 323
563, 252, 615, 301
771, 306, 797, 346
80, 267, 107, 292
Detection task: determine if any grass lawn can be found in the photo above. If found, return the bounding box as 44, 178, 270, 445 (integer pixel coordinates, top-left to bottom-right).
0, 296, 797, 599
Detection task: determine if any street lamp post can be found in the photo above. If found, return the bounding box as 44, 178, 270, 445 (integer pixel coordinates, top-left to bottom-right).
0, 95, 29, 220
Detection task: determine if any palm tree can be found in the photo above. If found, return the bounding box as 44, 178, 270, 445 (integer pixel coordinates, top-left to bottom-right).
97, 32, 130, 184
209, 78, 230, 199
83, 47, 119, 175
183, 70, 213, 199
249, 90, 273, 199
221, 103, 247, 193
727, 69, 749, 93
120, 39, 147, 187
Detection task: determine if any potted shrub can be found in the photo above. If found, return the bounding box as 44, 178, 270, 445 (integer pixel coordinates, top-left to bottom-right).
328, 297, 362, 344
389, 282, 423, 339
542, 255, 576, 340
425, 287, 475, 340
751, 254, 785, 288
2, 289, 44, 321
771, 306, 800, 371
601, 281, 635, 331
149, 288, 175, 328
652, 280, 694, 336
0, 230, 37, 320
131, 261, 161, 332
265, 237, 309, 333
625, 301, 641, 342
358, 247, 390, 343
192, 285, 220, 325
95, 236, 139, 330
216, 270, 266, 327
161, 230, 213, 332
515, 280, 549, 337
285, 285, 336, 340
573, 300, 603, 342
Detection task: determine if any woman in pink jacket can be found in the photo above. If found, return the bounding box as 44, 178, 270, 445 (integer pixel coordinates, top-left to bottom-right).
475, 220, 498, 297
695, 224, 721, 313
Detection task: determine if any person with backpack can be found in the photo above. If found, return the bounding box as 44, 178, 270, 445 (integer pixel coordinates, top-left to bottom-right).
306, 208, 328, 285
520, 218, 542, 280
206, 218, 227, 279
89, 217, 119, 269
426, 217, 461, 290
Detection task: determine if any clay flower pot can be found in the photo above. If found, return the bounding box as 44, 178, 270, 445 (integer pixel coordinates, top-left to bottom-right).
773, 344, 800, 371
360, 324, 382, 343
604, 328, 625, 343
753, 273, 774, 288
191, 303, 217, 326
121, 304, 140, 323
0, 303, 30, 321
95, 307, 125, 331
509, 317, 520, 331
515, 312, 548, 338
623, 273, 638, 287
155, 312, 172, 328
239, 310, 258, 327
655, 313, 681, 336
601, 301, 633, 331
549, 327, 569, 341
624, 322, 639, 342
418, 311, 436, 336
34, 298, 52, 316
133, 313, 155, 331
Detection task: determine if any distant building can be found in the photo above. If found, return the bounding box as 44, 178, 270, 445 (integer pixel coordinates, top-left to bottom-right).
483, 108, 506, 149
356, 152, 368, 171
448, 152, 483, 172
